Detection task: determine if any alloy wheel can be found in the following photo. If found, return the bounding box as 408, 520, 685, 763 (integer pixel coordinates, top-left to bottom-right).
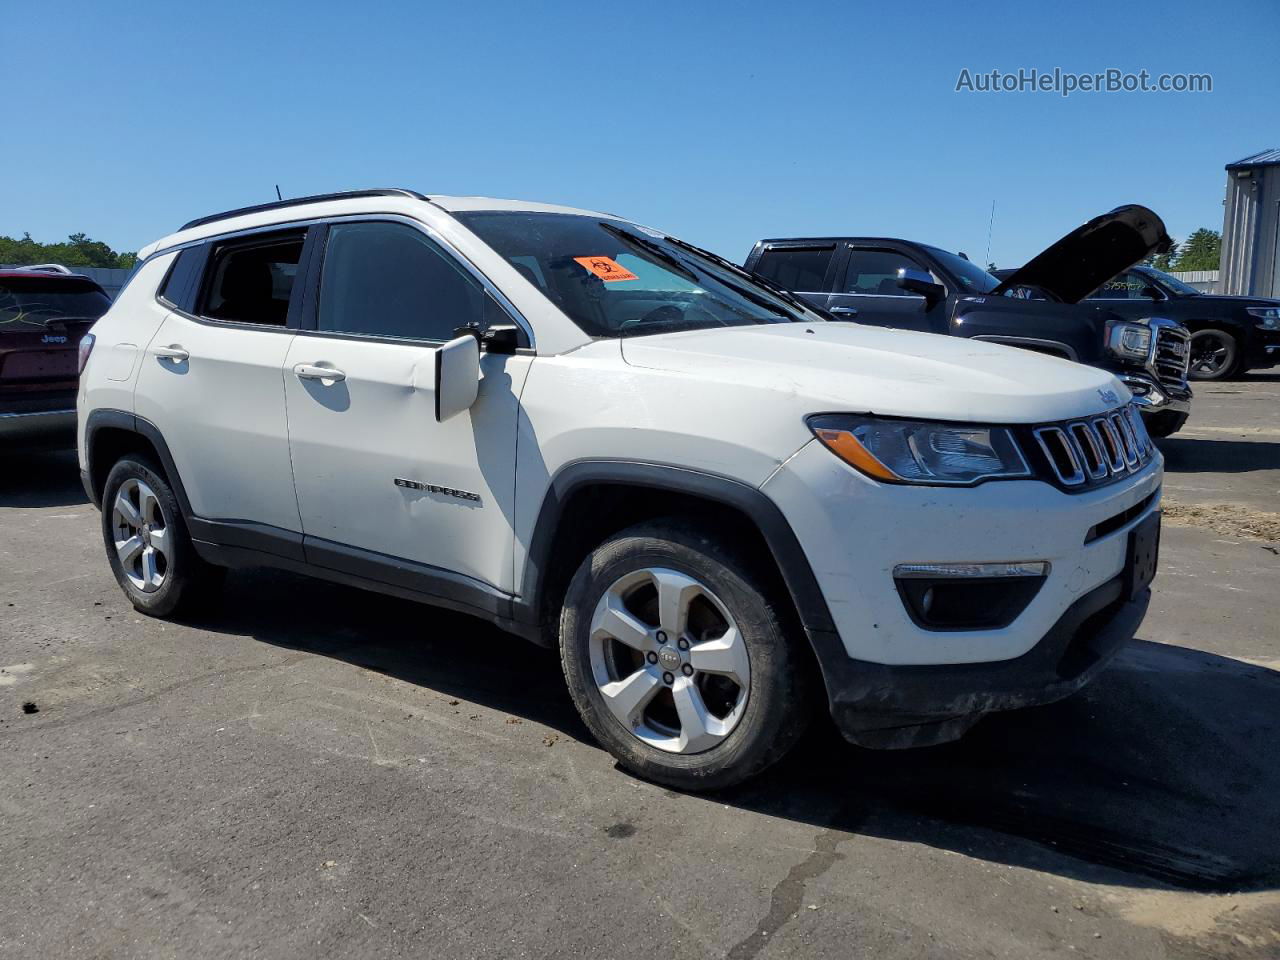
111, 478, 170, 593
587, 567, 750, 754
1189, 331, 1234, 378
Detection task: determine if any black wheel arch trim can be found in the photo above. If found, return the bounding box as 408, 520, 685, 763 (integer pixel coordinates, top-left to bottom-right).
516, 459, 840, 639
85, 409, 198, 520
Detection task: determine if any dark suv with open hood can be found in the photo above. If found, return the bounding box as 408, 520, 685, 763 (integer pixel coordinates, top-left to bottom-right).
0, 266, 109, 443
745, 206, 1193, 437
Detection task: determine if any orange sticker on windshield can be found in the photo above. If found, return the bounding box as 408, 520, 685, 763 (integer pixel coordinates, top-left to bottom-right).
574, 256, 639, 282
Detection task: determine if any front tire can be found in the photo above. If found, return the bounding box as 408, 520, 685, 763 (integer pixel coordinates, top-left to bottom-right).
101, 456, 223, 618
559, 520, 812, 791
1188, 328, 1240, 381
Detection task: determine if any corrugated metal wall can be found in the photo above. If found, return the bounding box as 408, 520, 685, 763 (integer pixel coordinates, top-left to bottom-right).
1168, 270, 1219, 293
1220, 160, 1280, 299
67, 266, 133, 298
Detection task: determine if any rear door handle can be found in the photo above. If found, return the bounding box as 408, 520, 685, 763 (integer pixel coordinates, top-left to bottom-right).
152, 344, 189, 361
829, 306, 859, 318
293, 363, 346, 383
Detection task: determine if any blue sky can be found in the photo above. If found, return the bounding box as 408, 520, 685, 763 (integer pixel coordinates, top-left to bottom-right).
5, 0, 1278, 267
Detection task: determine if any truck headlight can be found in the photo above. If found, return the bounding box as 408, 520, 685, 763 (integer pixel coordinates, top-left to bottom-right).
1247, 307, 1280, 329
1105, 321, 1152, 361
807, 415, 1031, 486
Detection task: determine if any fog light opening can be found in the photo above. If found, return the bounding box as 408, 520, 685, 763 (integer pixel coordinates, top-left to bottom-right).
893, 562, 1049, 631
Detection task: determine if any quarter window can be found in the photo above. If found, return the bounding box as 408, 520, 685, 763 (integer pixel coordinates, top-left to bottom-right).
158, 246, 205, 311
199, 231, 305, 326
752, 246, 835, 292
843, 249, 929, 296
317, 221, 484, 341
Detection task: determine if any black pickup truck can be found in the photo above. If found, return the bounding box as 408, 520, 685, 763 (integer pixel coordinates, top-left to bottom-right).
745, 206, 1193, 437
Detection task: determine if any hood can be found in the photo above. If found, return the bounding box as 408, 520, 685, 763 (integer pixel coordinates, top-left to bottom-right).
1177, 293, 1280, 307
621, 323, 1126, 425
993, 205, 1171, 304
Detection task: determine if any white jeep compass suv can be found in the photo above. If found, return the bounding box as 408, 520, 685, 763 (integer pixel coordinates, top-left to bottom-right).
77, 189, 1162, 790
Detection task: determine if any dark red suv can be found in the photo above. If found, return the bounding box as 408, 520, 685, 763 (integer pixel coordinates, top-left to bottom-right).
0, 268, 110, 443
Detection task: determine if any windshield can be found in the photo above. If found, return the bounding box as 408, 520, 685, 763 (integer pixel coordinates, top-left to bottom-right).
923, 245, 1000, 294
0, 276, 111, 326
455, 212, 821, 337
1138, 266, 1201, 297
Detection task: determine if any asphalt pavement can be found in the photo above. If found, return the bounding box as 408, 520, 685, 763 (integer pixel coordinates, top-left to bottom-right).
1, 374, 1277, 959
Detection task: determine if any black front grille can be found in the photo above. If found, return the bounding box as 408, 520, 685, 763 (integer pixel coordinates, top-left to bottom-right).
1153, 326, 1191, 389
1023, 405, 1154, 491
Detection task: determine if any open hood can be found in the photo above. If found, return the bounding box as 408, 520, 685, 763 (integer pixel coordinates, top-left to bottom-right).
992, 205, 1171, 304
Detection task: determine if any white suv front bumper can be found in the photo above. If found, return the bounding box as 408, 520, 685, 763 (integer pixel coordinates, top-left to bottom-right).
762, 439, 1163, 668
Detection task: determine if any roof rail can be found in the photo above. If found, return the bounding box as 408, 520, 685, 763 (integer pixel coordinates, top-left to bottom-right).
179, 188, 431, 231
12, 263, 76, 275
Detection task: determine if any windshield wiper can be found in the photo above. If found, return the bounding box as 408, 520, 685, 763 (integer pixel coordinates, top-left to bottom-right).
660, 234, 823, 319
600, 222, 824, 324
598, 223, 703, 284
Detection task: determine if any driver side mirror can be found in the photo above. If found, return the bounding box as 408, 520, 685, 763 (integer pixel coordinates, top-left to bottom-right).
435, 333, 481, 422
897, 267, 947, 305
1141, 284, 1166, 302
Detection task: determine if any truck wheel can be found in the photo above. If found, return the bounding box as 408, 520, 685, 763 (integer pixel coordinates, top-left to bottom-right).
101, 456, 223, 618
559, 520, 812, 791
1188, 328, 1240, 380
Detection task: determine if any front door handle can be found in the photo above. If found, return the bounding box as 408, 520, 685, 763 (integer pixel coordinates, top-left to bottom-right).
294, 363, 346, 383
152, 344, 189, 361
829, 306, 859, 318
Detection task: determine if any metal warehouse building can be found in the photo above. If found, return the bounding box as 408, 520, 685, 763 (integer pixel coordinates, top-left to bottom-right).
1220, 148, 1280, 299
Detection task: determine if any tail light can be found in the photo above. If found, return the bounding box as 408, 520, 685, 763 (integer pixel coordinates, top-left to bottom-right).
77, 332, 96, 375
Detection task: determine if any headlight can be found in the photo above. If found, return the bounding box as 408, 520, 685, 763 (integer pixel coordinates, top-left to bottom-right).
1105, 321, 1152, 361
807, 415, 1031, 486
1247, 307, 1280, 329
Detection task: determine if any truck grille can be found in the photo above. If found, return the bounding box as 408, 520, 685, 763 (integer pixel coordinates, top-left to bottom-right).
1032, 406, 1154, 489
1153, 325, 1190, 389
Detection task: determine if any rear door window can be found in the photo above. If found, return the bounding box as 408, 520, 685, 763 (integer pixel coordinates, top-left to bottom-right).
198, 231, 306, 326
751, 246, 835, 292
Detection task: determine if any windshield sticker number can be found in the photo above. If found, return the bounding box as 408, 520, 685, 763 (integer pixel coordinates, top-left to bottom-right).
574, 256, 639, 283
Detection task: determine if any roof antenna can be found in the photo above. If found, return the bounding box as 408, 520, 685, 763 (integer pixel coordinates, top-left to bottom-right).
275, 184, 283, 201
984, 199, 996, 267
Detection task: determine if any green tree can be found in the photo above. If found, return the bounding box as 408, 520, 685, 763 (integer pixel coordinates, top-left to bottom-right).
1173, 228, 1221, 272
1143, 238, 1179, 272
0, 231, 137, 270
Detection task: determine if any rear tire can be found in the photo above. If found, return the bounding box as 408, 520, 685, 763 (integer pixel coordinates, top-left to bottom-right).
1188, 328, 1240, 381
101, 456, 224, 618
559, 519, 813, 791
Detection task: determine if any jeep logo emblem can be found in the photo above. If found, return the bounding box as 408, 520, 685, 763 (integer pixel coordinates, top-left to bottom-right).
1098, 388, 1119, 406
